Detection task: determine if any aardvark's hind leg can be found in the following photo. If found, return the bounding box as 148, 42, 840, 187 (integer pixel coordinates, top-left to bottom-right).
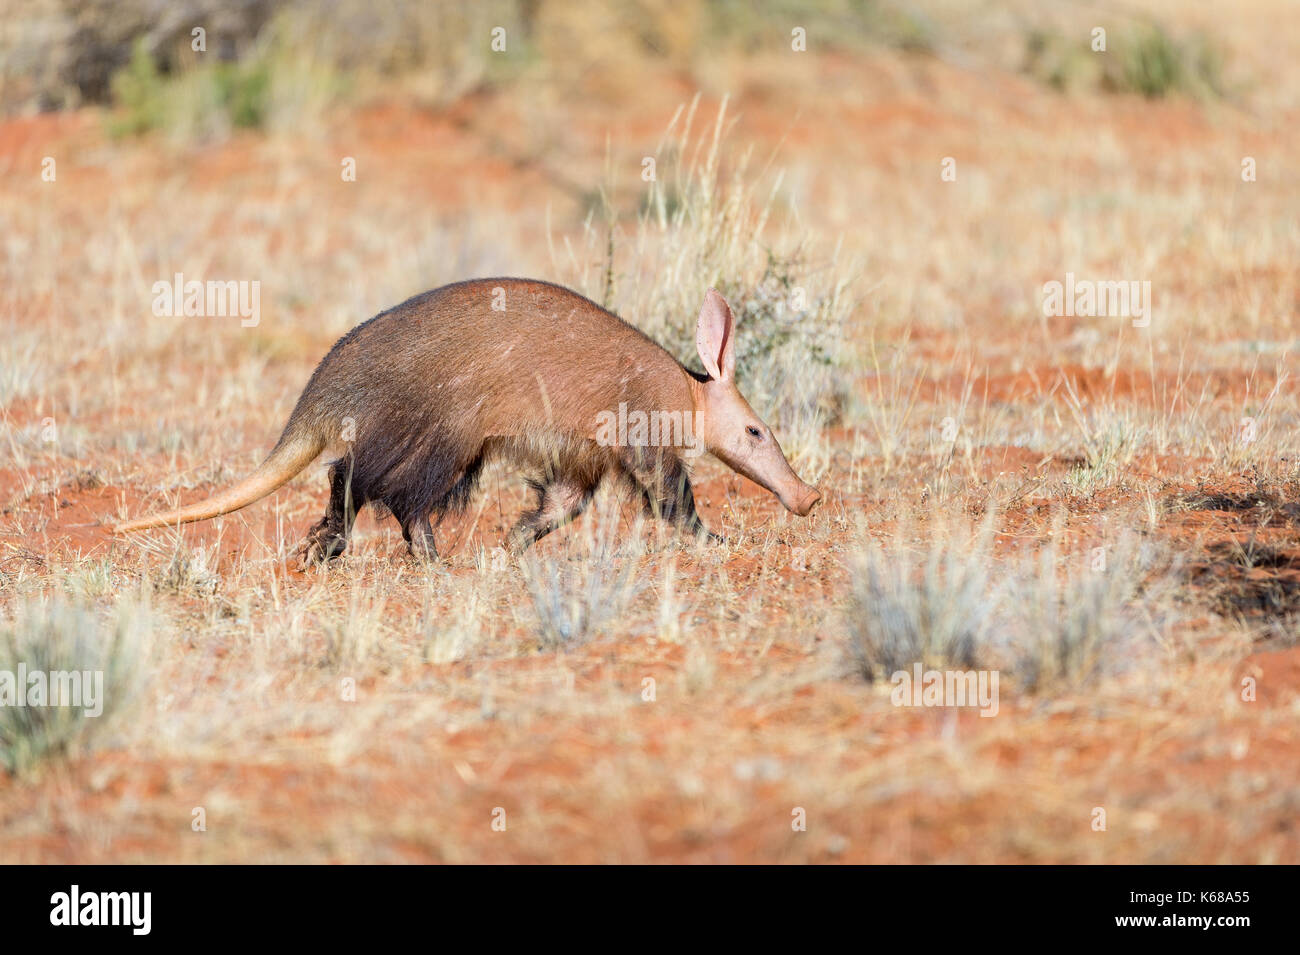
299, 460, 365, 565
506, 478, 597, 554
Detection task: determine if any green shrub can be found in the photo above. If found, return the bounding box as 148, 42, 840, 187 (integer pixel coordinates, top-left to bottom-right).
1121, 25, 1222, 98
1024, 23, 1225, 99
108, 31, 328, 141
107, 40, 168, 137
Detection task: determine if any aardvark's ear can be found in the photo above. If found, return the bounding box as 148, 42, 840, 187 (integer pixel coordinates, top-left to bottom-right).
695, 288, 736, 382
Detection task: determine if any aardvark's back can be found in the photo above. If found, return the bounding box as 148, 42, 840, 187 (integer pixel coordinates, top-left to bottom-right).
288, 277, 693, 448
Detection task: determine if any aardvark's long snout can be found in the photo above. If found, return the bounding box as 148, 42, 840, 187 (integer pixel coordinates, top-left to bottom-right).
781, 483, 822, 517
724, 447, 822, 517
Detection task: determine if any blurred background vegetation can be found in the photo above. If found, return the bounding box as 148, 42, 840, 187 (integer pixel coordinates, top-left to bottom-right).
1, 0, 1230, 137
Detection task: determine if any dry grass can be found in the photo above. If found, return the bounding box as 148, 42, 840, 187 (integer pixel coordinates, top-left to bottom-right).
1, 0, 1298, 863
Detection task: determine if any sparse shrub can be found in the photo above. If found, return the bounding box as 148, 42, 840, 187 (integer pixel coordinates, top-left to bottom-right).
212, 59, 272, 130
63, 558, 117, 600
1112, 24, 1186, 98
1063, 429, 1135, 495
106, 40, 167, 137
0, 339, 42, 404
155, 545, 220, 597
846, 526, 995, 682
1061, 397, 1146, 496
707, 0, 936, 55
1025, 22, 1224, 99
0, 598, 149, 775
521, 552, 640, 648
1108, 24, 1224, 99
846, 528, 1172, 693
321, 589, 389, 670
861, 335, 924, 473
1022, 29, 1099, 92
519, 504, 642, 649
421, 583, 483, 665
109, 40, 273, 141
999, 540, 1162, 693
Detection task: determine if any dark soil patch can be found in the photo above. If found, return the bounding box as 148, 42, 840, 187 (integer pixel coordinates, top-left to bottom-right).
1187, 541, 1300, 628
1170, 489, 1300, 525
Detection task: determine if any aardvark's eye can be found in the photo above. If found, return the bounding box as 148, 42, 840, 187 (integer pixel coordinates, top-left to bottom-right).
746, 426, 763, 439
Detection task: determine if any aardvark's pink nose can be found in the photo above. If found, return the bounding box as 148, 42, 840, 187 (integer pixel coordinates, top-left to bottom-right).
786, 485, 821, 517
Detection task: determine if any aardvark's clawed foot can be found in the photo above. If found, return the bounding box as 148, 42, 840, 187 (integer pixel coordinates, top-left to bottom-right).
297, 521, 348, 568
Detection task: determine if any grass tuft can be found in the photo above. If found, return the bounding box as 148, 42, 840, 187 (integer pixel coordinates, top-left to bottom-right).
519, 501, 643, 649
0, 598, 150, 776
846, 523, 995, 682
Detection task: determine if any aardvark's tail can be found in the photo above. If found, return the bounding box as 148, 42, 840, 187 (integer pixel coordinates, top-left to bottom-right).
112, 432, 324, 534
